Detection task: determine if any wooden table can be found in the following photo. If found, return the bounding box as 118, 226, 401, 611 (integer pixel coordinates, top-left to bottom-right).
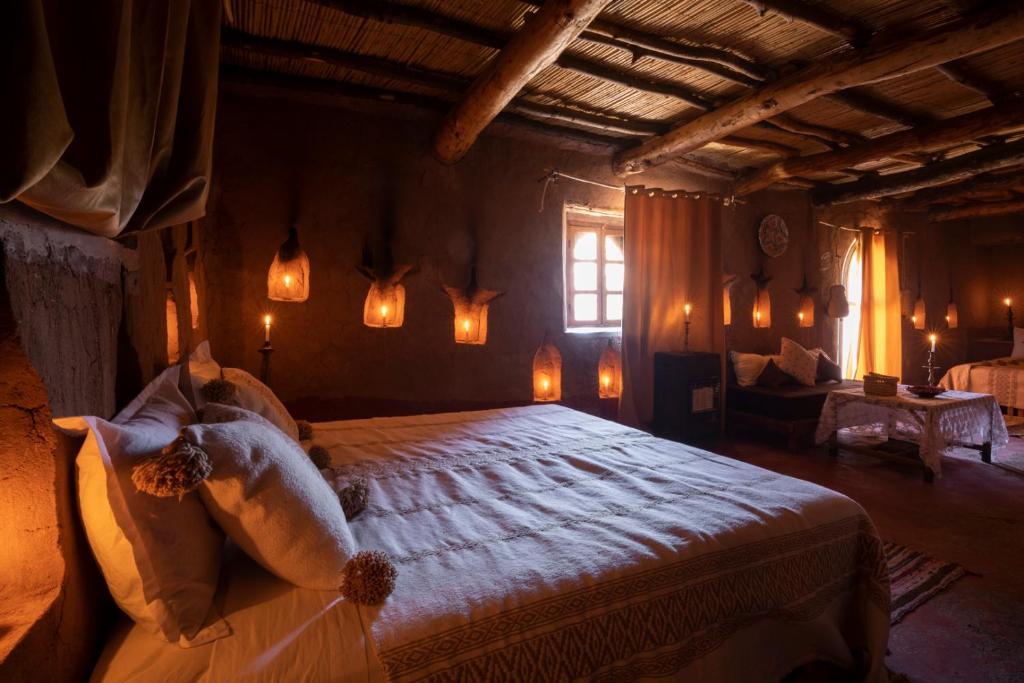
815, 387, 1009, 482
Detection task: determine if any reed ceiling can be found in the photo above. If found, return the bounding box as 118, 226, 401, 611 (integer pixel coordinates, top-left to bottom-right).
221, 0, 1024, 218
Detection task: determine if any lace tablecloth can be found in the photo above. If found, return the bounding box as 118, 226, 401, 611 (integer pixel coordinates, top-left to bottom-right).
815, 387, 1009, 478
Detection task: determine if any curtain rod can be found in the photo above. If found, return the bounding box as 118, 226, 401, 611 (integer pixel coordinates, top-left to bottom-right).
539, 168, 745, 212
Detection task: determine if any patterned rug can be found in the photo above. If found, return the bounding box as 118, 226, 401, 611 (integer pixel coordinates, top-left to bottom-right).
885, 542, 968, 624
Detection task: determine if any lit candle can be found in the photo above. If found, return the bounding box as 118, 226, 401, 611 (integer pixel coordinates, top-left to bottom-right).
283, 274, 293, 288
929, 333, 937, 352
798, 311, 804, 324
1005, 297, 1012, 308
540, 376, 550, 397
263, 315, 271, 343
755, 309, 762, 323
911, 314, 917, 326
601, 373, 610, 389
684, 303, 692, 321
462, 318, 471, 338
380, 304, 389, 327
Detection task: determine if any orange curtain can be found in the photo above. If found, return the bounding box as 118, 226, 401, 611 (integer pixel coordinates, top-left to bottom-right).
854, 230, 902, 380
620, 189, 723, 427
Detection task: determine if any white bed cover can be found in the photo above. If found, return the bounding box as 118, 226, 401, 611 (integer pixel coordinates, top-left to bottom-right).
93, 405, 888, 683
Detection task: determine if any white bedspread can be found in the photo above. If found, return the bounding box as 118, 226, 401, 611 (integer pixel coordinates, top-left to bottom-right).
94, 405, 889, 683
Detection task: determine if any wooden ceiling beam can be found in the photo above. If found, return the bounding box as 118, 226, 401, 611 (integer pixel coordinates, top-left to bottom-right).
432, 0, 614, 163
220, 66, 631, 149
737, 99, 1024, 194
718, 136, 801, 156
893, 168, 1024, 209
740, 0, 871, 47
825, 89, 933, 128
613, 4, 1024, 175
929, 198, 1024, 222
221, 30, 659, 138
812, 138, 1024, 205
936, 61, 1009, 103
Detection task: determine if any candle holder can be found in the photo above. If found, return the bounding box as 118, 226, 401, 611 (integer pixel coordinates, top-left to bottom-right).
1008, 305, 1015, 341
923, 349, 940, 387
683, 319, 691, 352
259, 341, 274, 386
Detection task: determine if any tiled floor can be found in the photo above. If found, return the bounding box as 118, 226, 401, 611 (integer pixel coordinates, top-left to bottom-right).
713, 433, 1024, 683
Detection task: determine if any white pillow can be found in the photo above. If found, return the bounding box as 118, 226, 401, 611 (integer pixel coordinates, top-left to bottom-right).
182, 415, 356, 590
1013, 327, 1024, 358
779, 337, 819, 387
730, 351, 770, 387
60, 377, 227, 647
222, 367, 299, 442
188, 341, 222, 408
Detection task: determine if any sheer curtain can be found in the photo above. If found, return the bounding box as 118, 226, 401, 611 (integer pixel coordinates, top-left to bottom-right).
620, 188, 723, 427
1, 0, 221, 236
853, 229, 902, 380
839, 238, 863, 379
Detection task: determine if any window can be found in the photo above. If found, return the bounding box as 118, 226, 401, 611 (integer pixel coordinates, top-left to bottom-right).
839, 238, 863, 379
564, 206, 624, 331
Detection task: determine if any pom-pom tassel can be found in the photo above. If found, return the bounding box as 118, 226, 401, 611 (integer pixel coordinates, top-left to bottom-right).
202, 378, 238, 405
308, 444, 331, 469
339, 478, 369, 520
132, 437, 212, 499
341, 550, 397, 605
296, 420, 314, 441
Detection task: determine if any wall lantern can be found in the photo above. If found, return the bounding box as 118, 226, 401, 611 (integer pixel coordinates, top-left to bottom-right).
723, 274, 736, 326
597, 339, 621, 399
751, 267, 772, 328
267, 227, 310, 302
357, 245, 413, 328
913, 294, 926, 330
945, 283, 958, 329
442, 267, 503, 345
532, 333, 562, 402
166, 289, 180, 365
795, 275, 816, 328
827, 284, 850, 319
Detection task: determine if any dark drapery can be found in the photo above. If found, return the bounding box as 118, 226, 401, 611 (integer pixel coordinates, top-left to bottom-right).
1, 0, 220, 237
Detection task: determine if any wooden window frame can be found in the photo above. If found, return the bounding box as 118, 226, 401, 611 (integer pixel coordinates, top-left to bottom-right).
563, 205, 624, 331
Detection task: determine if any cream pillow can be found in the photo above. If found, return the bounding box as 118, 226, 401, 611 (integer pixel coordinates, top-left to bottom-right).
779, 337, 819, 386
730, 351, 771, 387
61, 377, 227, 647
113, 342, 221, 423
222, 367, 300, 441
183, 415, 356, 590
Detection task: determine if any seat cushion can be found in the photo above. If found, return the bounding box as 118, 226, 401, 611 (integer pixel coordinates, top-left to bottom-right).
729, 380, 862, 421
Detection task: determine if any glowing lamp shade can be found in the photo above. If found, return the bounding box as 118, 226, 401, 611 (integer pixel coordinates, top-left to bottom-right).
946, 301, 958, 329
797, 294, 814, 327
752, 288, 771, 328
913, 297, 926, 330
532, 336, 562, 402
363, 282, 406, 328
166, 290, 180, 364
443, 271, 502, 345
597, 340, 622, 399
827, 284, 850, 318
267, 227, 310, 302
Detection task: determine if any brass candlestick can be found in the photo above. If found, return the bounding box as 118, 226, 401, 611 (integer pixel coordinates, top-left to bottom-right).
923, 349, 940, 387
259, 342, 274, 386
1008, 304, 1015, 341
683, 319, 691, 352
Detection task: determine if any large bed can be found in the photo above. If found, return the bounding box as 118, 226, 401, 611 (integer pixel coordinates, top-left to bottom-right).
91, 405, 889, 682
941, 357, 1024, 411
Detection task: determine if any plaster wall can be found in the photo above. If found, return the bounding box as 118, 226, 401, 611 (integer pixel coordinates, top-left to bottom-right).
203, 91, 732, 416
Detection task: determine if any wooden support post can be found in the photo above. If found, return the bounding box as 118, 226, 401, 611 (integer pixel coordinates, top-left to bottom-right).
929, 199, 1024, 222
433, 0, 612, 164
612, 4, 1024, 175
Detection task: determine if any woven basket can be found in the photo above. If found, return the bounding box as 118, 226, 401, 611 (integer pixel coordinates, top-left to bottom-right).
864, 374, 898, 397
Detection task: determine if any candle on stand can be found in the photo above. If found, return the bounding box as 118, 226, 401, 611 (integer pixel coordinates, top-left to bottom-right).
929, 333, 936, 352
1006, 297, 1014, 340
263, 315, 271, 343
684, 303, 692, 320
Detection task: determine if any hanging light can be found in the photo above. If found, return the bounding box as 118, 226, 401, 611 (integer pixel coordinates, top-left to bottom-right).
166, 289, 180, 364
913, 294, 926, 330
357, 248, 414, 328
532, 333, 562, 402
946, 301, 958, 329
751, 267, 772, 328
827, 284, 850, 318
443, 267, 503, 345
723, 274, 736, 326
267, 227, 311, 302
597, 339, 622, 399
795, 275, 816, 328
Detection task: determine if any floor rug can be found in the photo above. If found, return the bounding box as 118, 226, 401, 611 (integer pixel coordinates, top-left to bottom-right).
885, 541, 968, 624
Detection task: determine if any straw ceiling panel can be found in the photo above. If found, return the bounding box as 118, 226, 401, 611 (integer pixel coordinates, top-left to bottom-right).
224, 0, 1024, 179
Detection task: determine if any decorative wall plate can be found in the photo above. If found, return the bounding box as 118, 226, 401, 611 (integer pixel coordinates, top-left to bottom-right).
758, 214, 789, 258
